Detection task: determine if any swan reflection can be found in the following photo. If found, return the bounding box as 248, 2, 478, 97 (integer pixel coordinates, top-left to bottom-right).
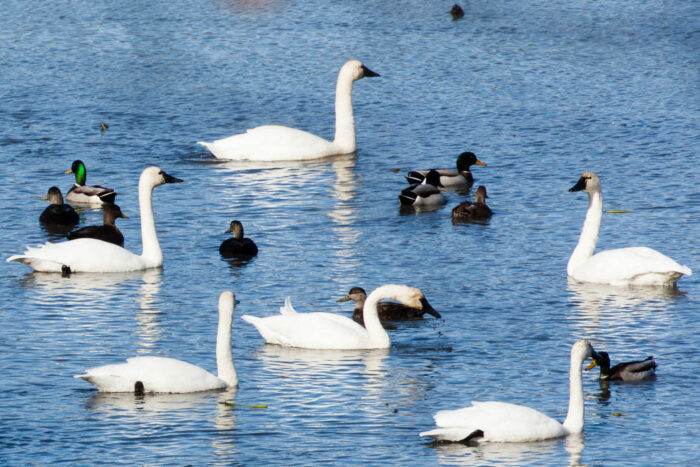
428, 433, 584, 466
567, 279, 684, 337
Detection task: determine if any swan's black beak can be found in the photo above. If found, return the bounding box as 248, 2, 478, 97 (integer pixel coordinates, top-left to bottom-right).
569, 176, 587, 192
162, 170, 183, 184
362, 65, 380, 78
421, 297, 441, 319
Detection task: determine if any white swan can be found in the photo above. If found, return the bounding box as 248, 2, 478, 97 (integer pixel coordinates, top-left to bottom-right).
7, 166, 182, 273
568, 172, 691, 286
241, 285, 434, 349
75, 291, 238, 393
420, 340, 595, 443
197, 60, 379, 161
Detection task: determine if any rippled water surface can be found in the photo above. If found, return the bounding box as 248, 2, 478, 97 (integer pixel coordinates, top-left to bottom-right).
1, 0, 699, 465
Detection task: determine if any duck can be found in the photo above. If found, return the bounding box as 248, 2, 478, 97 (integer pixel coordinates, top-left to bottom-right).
39, 186, 80, 226
420, 340, 595, 443
7, 166, 182, 273
219, 220, 258, 258
65, 160, 118, 205
406, 152, 486, 188
197, 60, 379, 161
451, 4, 465, 20
67, 203, 128, 246
451, 186, 492, 221
337, 286, 441, 327
241, 285, 433, 350
586, 351, 656, 382
399, 170, 446, 206
75, 291, 238, 393
568, 172, 691, 286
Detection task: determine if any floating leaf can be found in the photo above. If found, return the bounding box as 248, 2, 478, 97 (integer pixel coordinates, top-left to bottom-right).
219, 401, 268, 409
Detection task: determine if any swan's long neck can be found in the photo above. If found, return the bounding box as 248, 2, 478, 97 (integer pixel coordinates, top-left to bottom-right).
138, 177, 162, 268
216, 293, 238, 387
333, 71, 356, 154
568, 190, 602, 275
562, 349, 586, 434
363, 288, 392, 349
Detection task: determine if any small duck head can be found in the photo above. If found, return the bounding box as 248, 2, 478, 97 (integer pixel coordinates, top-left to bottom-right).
43, 186, 65, 205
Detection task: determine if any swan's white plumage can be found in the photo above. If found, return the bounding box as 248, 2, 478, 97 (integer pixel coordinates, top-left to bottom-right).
422, 402, 567, 442
420, 340, 594, 443
198, 60, 378, 161
75, 291, 238, 393
568, 172, 691, 286
242, 285, 425, 350
7, 166, 181, 273
76, 356, 228, 393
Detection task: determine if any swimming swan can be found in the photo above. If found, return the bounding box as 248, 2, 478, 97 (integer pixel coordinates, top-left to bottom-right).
65, 160, 118, 205
241, 284, 431, 349
197, 60, 379, 161
568, 172, 691, 286
7, 166, 182, 273
75, 291, 238, 393
420, 340, 595, 443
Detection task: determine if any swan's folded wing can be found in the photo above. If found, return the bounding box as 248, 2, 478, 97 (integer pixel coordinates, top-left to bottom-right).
431, 401, 565, 442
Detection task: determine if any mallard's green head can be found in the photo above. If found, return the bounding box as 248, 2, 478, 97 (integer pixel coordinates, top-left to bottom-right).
66, 160, 87, 185
456, 152, 486, 172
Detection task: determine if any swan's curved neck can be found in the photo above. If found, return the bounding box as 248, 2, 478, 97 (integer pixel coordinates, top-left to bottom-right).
562, 350, 586, 433
216, 305, 238, 387
568, 190, 602, 275
363, 289, 391, 349
138, 179, 162, 267
333, 71, 356, 154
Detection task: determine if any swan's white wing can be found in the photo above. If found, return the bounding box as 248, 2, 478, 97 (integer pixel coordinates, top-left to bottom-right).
75, 356, 225, 393
242, 312, 370, 349
422, 401, 566, 443
199, 125, 337, 161
279, 296, 297, 316
574, 247, 691, 285
7, 238, 145, 273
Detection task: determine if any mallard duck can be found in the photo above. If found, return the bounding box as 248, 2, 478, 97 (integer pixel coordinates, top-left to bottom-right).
406, 152, 486, 187
337, 286, 441, 327
8, 167, 182, 273
242, 285, 434, 349
219, 220, 258, 258
450, 4, 465, 20
399, 170, 446, 206
586, 351, 656, 381
420, 340, 595, 443
67, 203, 128, 246
568, 172, 691, 286
75, 291, 238, 393
65, 160, 117, 205
451, 185, 492, 221
39, 186, 80, 226
198, 60, 379, 161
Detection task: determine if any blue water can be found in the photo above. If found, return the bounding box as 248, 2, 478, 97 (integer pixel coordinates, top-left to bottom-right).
1, 0, 699, 465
